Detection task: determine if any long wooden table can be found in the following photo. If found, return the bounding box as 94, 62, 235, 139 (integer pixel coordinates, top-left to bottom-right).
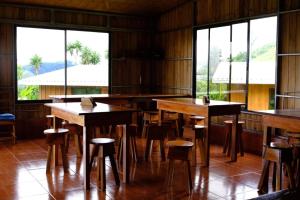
50, 93, 191, 104
154, 98, 244, 167
45, 102, 136, 190
259, 109, 300, 149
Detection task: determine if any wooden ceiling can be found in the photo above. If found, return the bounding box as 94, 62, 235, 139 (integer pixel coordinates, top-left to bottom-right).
1, 0, 189, 16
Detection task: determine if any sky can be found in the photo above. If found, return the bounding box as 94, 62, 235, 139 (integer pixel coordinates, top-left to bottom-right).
17, 27, 109, 66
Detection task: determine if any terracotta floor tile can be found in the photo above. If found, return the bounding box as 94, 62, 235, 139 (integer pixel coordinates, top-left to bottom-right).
0, 138, 286, 199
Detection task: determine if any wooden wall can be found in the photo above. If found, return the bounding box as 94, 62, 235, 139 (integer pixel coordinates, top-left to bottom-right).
153, 2, 193, 95
278, 0, 300, 109
0, 4, 154, 138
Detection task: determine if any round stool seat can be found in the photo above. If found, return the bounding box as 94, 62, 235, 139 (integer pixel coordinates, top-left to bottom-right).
167, 140, 193, 148
224, 120, 245, 124
91, 138, 115, 145
194, 125, 205, 129
44, 128, 69, 135
270, 142, 293, 149
189, 115, 205, 121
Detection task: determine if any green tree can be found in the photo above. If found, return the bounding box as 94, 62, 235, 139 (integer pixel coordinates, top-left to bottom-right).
30, 54, 42, 75
17, 64, 23, 80
80, 47, 101, 65
231, 51, 247, 62
67, 40, 82, 64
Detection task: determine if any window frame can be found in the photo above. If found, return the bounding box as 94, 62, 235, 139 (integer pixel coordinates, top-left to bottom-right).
193, 14, 278, 111
14, 25, 111, 103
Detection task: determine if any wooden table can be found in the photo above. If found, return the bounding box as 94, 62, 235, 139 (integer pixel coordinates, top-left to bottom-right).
45, 102, 135, 190
154, 98, 244, 166
259, 109, 300, 149
50, 93, 191, 104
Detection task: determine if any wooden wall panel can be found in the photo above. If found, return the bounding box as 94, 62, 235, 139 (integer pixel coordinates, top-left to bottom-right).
54, 11, 107, 27
157, 1, 193, 31
0, 5, 51, 22
196, 0, 277, 25
280, 0, 300, 11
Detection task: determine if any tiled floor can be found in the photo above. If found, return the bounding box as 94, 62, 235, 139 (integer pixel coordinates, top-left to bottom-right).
0, 135, 290, 200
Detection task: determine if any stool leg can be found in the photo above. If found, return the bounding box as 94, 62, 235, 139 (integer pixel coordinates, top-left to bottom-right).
46, 145, 53, 173
90, 145, 99, 167
187, 160, 192, 192
74, 133, 82, 156
160, 139, 166, 161
53, 144, 59, 166
276, 161, 282, 191
272, 162, 277, 190
285, 163, 295, 189
142, 121, 148, 138
258, 160, 270, 193
64, 133, 70, 153
145, 138, 151, 161
109, 154, 120, 186
97, 146, 106, 190
60, 144, 69, 172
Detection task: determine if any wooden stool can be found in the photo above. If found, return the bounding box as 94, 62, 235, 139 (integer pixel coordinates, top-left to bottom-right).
258, 142, 295, 193
189, 115, 205, 125
223, 120, 245, 156
116, 124, 138, 163
90, 138, 120, 190
192, 125, 206, 164
164, 111, 180, 137
286, 132, 300, 188
142, 111, 159, 138
144, 123, 168, 161
62, 121, 82, 157
0, 113, 16, 144
166, 140, 193, 192
44, 128, 69, 173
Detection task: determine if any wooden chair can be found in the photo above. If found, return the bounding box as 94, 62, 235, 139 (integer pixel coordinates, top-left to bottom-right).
223, 120, 245, 156
144, 123, 168, 161
90, 138, 120, 190
258, 142, 295, 193
166, 139, 194, 192
44, 128, 69, 173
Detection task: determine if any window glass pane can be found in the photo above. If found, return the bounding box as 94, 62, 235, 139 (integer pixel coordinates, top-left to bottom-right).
249, 17, 277, 110
196, 29, 208, 98
210, 26, 230, 101
17, 27, 65, 100
231, 23, 248, 104
66, 30, 109, 95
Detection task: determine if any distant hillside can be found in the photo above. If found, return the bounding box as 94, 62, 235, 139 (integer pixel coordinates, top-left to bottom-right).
22, 61, 75, 76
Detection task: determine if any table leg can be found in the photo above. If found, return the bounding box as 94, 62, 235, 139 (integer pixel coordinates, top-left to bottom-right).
83, 126, 90, 190
122, 124, 130, 183
230, 114, 238, 162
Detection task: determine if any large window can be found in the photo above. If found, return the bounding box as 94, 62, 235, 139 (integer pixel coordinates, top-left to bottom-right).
196, 16, 277, 111
17, 27, 109, 101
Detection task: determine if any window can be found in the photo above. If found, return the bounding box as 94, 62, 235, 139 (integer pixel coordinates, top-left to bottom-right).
17, 27, 109, 101
196, 16, 277, 111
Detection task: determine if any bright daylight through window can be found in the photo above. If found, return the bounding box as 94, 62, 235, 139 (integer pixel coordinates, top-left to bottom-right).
196, 16, 277, 111
17, 27, 109, 100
